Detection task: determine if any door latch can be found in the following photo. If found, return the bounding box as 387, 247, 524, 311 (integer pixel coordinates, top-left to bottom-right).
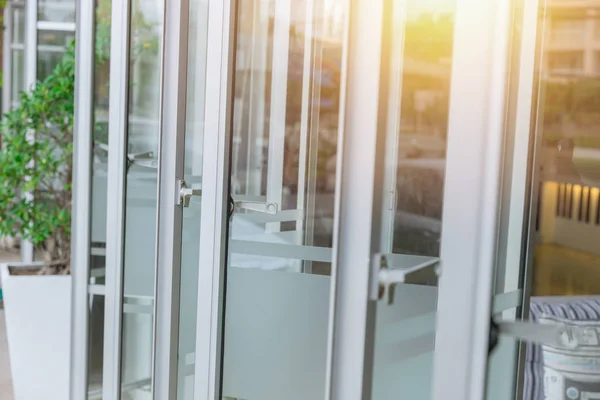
177, 180, 202, 207
228, 196, 279, 216
372, 254, 440, 304
489, 319, 584, 355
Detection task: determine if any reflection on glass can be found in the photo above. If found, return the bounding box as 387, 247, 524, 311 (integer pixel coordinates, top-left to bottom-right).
12, 7, 25, 45
510, 2, 600, 400
119, 0, 162, 396
38, 0, 76, 23
11, 50, 25, 108
87, 0, 111, 396
387, 11, 454, 258
222, 0, 344, 398
37, 30, 75, 81
371, 1, 455, 398
10, 6, 26, 109
176, 0, 210, 398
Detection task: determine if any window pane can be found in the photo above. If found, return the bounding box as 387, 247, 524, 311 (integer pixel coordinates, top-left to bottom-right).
12, 7, 26, 46
11, 50, 25, 106
119, 0, 163, 395
87, 0, 111, 396
38, 0, 76, 23
37, 30, 75, 81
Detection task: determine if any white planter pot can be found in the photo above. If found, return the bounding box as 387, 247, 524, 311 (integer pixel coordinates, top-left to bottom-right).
0, 263, 71, 400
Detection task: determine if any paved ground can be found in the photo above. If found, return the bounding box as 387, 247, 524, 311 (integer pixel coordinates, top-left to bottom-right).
0, 249, 17, 400
0, 310, 14, 400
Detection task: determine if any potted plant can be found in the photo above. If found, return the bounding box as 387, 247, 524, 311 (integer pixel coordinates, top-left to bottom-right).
0, 42, 75, 400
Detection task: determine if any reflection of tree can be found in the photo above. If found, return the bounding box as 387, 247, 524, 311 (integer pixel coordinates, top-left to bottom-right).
93, 0, 161, 143
543, 79, 600, 142
404, 13, 454, 62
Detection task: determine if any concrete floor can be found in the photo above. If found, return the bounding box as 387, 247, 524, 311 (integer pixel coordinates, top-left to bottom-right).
0, 310, 14, 400
0, 249, 18, 400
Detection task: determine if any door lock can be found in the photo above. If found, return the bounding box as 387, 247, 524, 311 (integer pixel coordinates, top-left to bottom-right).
372, 254, 440, 304
177, 180, 202, 207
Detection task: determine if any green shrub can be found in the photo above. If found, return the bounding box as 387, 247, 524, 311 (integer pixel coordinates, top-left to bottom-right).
0, 43, 75, 273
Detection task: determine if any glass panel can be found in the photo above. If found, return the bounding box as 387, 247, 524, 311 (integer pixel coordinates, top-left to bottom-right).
38, 0, 76, 23
486, 1, 600, 399
87, 0, 111, 397
11, 50, 25, 106
371, 0, 455, 398
175, 0, 210, 398
12, 7, 26, 45
37, 30, 75, 81
119, 0, 163, 396
529, 1, 600, 398
38, 30, 75, 47
221, 0, 345, 398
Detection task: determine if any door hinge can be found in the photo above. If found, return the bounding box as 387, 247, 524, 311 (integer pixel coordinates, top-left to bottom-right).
371, 254, 440, 304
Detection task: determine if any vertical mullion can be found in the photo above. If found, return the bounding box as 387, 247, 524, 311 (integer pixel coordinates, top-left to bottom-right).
326, 0, 391, 398
431, 0, 512, 399
152, 0, 189, 396
2, 2, 12, 115
103, 0, 132, 397
21, 0, 38, 263
515, 1, 545, 397
193, 0, 236, 398
296, 0, 314, 241
380, 0, 407, 253
69, 0, 95, 396
246, 1, 267, 197
266, 0, 291, 233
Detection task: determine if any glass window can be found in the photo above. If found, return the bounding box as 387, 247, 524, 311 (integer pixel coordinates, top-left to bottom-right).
550, 18, 585, 44
37, 30, 75, 81
38, 0, 76, 23
12, 7, 26, 45
87, 0, 111, 397
547, 51, 584, 75
119, 0, 163, 395
11, 50, 25, 108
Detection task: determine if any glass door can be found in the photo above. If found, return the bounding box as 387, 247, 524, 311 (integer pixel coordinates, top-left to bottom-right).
98, 0, 222, 398
471, 0, 600, 399
218, 1, 346, 398
327, 0, 520, 399
206, 0, 509, 399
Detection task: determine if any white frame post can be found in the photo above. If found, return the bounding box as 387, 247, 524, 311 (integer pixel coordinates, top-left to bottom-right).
431, 0, 513, 399
379, 0, 407, 253
265, 0, 291, 233
69, 0, 95, 396
193, 0, 236, 398
152, 0, 189, 395
21, 0, 38, 263
2, 1, 13, 115
326, 0, 391, 398
103, 0, 132, 397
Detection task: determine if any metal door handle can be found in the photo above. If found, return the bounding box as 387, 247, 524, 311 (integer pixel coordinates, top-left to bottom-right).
177, 180, 201, 207
229, 198, 279, 215
489, 319, 583, 354
372, 254, 440, 304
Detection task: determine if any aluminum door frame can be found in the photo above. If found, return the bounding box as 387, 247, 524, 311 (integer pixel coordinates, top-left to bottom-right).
192, 0, 237, 399
431, 0, 515, 399
69, 0, 95, 397
325, 0, 516, 399
102, 0, 132, 397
